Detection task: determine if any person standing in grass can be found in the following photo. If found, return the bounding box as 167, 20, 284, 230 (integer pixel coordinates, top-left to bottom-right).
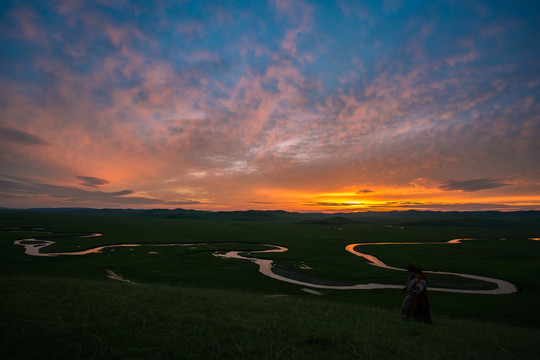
409, 268, 433, 324
400, 264, 418, 317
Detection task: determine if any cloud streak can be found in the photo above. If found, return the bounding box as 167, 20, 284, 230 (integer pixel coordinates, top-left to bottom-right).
0, 175, 201, 206
440, 178, 510, 192
356, 189, 374, 194
0, 127, 50, 147
76, 176, 109, 188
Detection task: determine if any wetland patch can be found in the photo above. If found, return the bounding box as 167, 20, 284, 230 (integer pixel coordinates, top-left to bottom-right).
11, 229, 522, 294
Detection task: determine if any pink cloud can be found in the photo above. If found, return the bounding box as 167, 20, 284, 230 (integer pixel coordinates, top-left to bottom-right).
272, 0, 314, 61
10, 7, 40, 41
176, 22, 204, 37
445, 50, 480, 67
54, 0, 86, 15
337, 0, 369, 19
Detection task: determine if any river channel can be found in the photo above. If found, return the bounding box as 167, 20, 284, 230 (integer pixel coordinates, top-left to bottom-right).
13, 232, 523, 294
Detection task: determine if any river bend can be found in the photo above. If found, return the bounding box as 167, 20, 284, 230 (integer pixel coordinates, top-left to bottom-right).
12, 232, 524, 294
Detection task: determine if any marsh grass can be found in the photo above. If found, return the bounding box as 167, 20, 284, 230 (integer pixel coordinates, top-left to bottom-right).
2, 275, 539, 360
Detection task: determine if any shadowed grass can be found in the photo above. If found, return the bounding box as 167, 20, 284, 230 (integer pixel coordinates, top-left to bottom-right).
2, 275, 539, 359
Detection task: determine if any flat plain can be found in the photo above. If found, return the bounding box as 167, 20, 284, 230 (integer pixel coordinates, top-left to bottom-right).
1, 209, 540, 359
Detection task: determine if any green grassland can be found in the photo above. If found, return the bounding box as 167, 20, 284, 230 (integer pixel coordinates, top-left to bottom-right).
2, 275, 540, 360
1, 209, 540, 359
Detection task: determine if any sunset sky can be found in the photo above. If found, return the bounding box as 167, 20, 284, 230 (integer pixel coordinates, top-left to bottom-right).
1, 0, 539, 212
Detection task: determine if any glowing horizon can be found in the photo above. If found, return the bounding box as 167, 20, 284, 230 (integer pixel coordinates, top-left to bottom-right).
1, 1, 539, 212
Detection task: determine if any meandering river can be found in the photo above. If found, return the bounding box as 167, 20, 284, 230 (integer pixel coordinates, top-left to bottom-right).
12, 231, 526, 294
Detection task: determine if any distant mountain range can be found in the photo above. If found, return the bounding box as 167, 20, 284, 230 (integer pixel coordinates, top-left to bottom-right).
1, 207, 539, 227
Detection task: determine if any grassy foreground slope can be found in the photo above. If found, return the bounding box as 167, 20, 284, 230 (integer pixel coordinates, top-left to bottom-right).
2, 275, 539, 360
